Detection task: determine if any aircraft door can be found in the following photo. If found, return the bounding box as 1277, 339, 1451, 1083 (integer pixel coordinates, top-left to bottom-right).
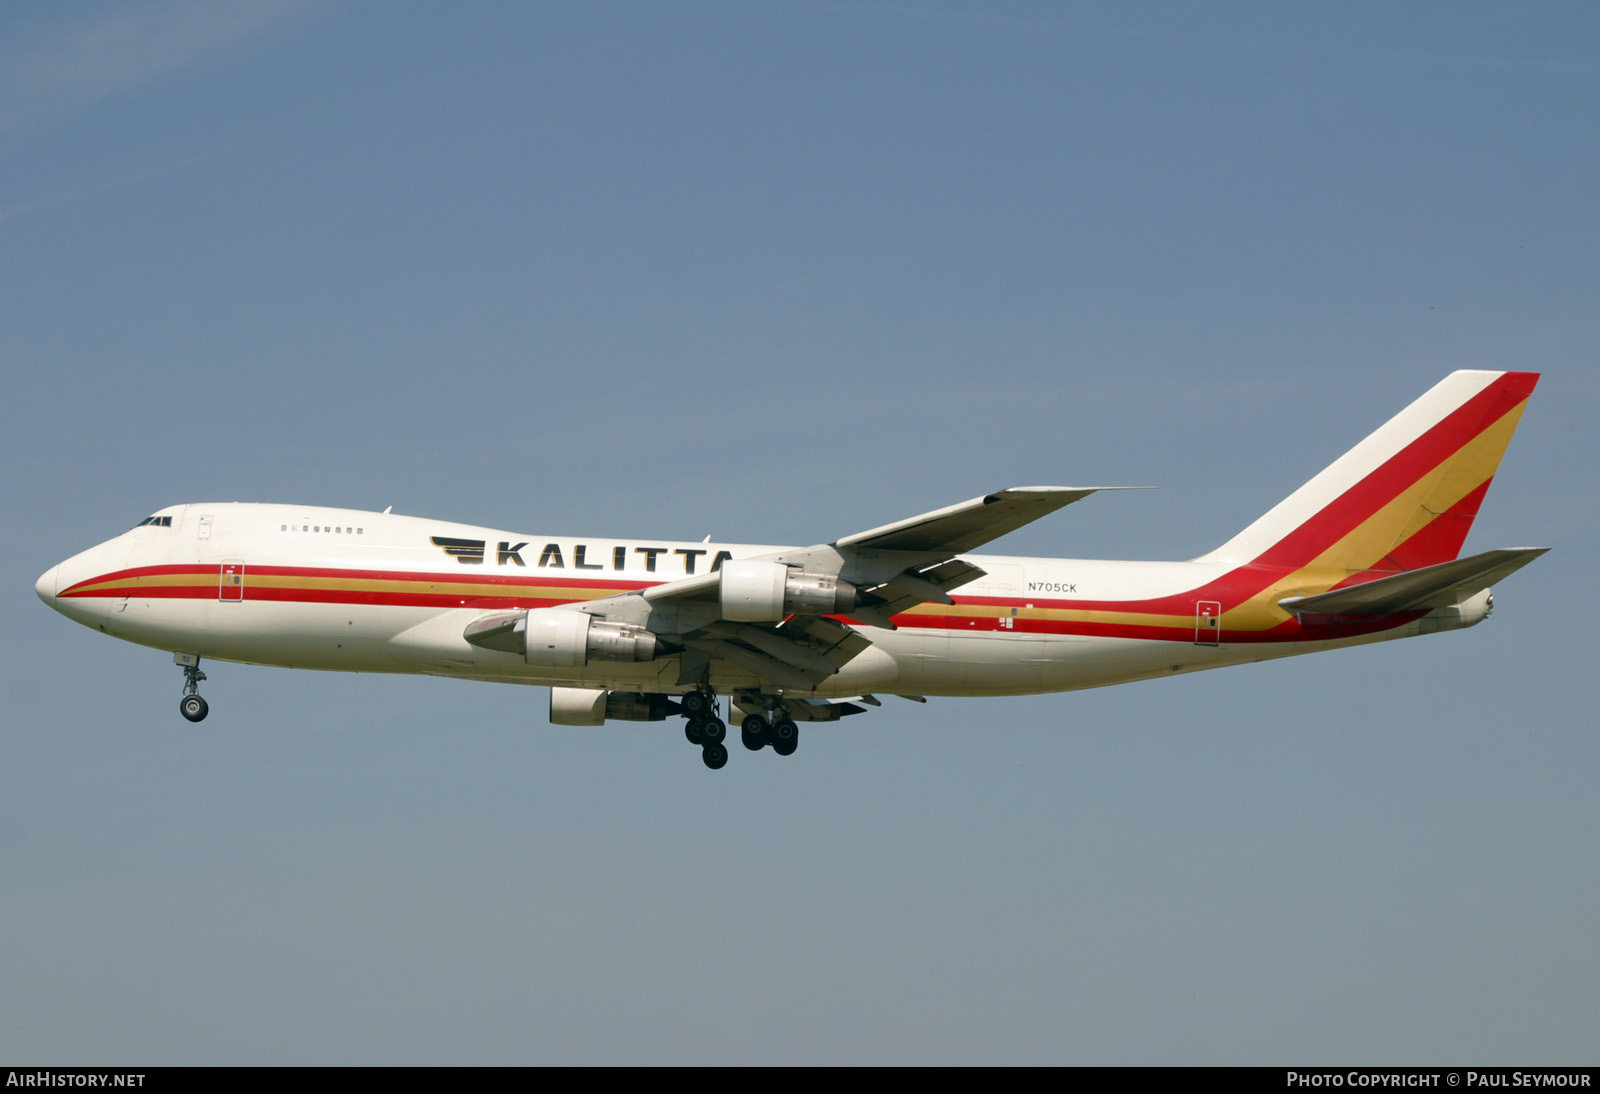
220, 560, 245, 602
1195, 600, 1221, 646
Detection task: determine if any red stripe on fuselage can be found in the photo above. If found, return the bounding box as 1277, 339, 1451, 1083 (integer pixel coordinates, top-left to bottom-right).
921, 608, 1416, 644
58, 563, 660, 597
61, 563, 1415, 644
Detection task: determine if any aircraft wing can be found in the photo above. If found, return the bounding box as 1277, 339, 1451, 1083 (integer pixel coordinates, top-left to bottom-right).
556, 486, 1111, 689
1277, 547, 1548, 615
833, 486, 1102, 553
636, 485, 1109, 621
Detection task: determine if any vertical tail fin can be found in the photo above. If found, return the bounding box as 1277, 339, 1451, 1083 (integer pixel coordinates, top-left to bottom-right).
1200, 371, 1539, 574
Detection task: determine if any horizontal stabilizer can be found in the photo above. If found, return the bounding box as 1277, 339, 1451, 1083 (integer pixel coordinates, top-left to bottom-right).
1278, 547, 1548, 616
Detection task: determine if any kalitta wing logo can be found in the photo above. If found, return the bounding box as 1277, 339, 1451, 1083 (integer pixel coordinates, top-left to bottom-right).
431, 537, 529, 566
430, 534, 732, 573
431, 536, 486, 565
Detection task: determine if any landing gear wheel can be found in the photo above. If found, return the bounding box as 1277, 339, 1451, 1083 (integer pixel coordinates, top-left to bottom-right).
741, 715, 770, 751
685, 719, 706, 745
176, 655, 208, 722
700, 717, 727, 745
682, 691, 709, 717
770, 718, 798, 757
701, 742, 728, 770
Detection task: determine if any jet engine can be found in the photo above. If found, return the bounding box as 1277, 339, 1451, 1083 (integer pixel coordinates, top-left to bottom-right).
718, 559, 858, 621
464, 608, 666, 667
550, 687, 677, 726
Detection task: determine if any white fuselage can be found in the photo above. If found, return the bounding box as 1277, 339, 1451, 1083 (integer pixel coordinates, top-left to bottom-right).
37, 502, 1447, 701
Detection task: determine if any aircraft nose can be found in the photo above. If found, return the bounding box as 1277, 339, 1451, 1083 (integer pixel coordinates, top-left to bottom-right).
35, 564, 59, 604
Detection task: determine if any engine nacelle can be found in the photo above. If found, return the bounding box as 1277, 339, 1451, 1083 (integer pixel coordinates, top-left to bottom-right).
718, 559, 858, 621
524, 609, 663, 667
550, 687, 675, 726
465, 609, 664, 666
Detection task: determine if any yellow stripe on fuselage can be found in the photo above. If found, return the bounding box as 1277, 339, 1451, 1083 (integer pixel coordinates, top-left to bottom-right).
67, 571, 636, 602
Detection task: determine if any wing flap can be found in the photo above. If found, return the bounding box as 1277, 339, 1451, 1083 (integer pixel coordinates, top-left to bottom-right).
700, 622, 840, 679
681, 637, 820, 691
777, 614, 874, 669
686, 615, 874, 690
861, 558, 987, 622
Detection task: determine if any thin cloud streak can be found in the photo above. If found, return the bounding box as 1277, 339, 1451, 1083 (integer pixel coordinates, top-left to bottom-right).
0, 0, 311, 131
0, 153, 223, 226
774, 0, 1600, 78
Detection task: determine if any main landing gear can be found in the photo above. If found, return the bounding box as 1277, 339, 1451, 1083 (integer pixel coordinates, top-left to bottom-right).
679, 687, 802, 768
678, 687, 807, 769
672, 684, 806, 767
739, 711, 799, 756
175, 652, 209, 723
681, 685, 728, 769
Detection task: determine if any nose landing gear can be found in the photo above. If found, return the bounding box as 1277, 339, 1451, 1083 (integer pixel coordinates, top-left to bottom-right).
175, 652, 208, 723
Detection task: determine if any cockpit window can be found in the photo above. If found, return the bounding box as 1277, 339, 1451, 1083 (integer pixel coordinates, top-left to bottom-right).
134, 516, 173, 528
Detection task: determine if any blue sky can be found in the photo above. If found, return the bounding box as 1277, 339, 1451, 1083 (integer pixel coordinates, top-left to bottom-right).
2, 0, 1596, 1064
